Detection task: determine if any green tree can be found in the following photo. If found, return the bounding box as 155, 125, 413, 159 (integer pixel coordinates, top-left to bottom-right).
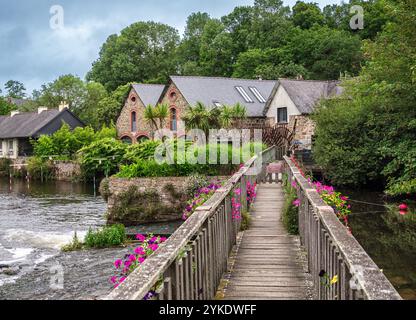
199, 20, 234, 76
288, 26, 363, 80
79, 82, 108, 129
144, 103, 169, 138
37, 74, 87, 113
313, 0, 416, 195
96, 83, 131, 127
292, 1, 324, 29
0, 97, 15, 115
87, 22, 180, 91
4, 80, 26, 98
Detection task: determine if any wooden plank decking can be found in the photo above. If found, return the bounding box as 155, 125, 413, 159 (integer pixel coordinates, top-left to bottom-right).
223, 183, 310, 300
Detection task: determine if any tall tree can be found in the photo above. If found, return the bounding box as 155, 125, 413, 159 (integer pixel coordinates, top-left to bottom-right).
313, 0, 416, 195
87, 22, 180, 91
292, 1, 324, 29
4, 80, 26, 98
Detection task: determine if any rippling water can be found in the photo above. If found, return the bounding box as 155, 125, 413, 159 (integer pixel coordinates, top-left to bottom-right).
0, 178, 110, 298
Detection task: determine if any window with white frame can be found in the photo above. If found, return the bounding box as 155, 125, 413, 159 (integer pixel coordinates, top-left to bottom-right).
8, 140, 14, 155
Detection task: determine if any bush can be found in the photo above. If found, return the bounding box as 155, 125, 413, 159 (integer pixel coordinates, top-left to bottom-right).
27, 157, 55, 180
32, 123, 117, 160
282, 174, 299, 235
122, 140, 162, 163
61, 232, 83, 252
0, 158, 12, 176
78, 138, 127, 178
240, 211, 251, 231
84, 224, 126, 248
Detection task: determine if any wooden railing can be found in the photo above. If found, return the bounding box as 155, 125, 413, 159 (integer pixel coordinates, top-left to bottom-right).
283, 156, 402, 300
106, 146, 285, 300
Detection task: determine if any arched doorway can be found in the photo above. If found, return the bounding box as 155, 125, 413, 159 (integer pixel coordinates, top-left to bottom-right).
121, 136, 133, 144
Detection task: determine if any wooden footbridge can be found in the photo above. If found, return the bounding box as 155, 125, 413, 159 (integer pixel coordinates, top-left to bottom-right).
107, 147, 402, 301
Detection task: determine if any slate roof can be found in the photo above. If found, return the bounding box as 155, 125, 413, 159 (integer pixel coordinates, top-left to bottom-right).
132, 84, 166, 107
0, 109, 62, 139
169, 76, 277, 117
266, 79, 342, 115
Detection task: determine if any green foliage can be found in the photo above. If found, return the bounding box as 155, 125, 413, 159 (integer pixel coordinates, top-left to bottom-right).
27, 157, 55, 180
84, 224, 126, 249
313, 0, 416, 196
292, 1, 324, 29
122, 140, 162, 163
0, 158, 12, 176
0, 96, 16, 115
32, 123, 116, 160
78, 138, 127, 178
87, 22, 180, 91
282, 174, 299, 235
96, 83, 131, 127
117, 141, 266, 178
240, 210, 251, 231
61, 232, 83, 252
4, 80, 26, 98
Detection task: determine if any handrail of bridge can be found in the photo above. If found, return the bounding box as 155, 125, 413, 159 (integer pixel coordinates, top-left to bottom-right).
106, 146, 285, 300
283, 156, 402, 300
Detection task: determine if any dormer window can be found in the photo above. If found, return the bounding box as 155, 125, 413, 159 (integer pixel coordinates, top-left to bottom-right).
131, 111, 137, 132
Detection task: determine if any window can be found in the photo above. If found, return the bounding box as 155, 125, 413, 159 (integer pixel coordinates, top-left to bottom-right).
235, 86, 254, 103
121, 136, 133, 144
249, 87, 266, 103
170, 108, 177, 131
137, 136, 149, 143
131, 111, 137, 132
277, 107, 288, 123
8, 140, 13, 155
131, 96, 137, 103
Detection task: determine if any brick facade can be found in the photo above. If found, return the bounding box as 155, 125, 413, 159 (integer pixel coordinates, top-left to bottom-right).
288, 115, 315, 150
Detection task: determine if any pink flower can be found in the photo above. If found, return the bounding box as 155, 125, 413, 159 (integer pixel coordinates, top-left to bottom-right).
160, 237, 167, 243
124, 260, 132, 268
128, 255, 136, 262
136, 234, 146, 242
399, 204, 408, 211
138, 257, 146, 264
149, 244, 159, 252
293, 199, 301, 207
110, 276, 118, 284
234, 188, 242, 196
114, 259, 122, 269
119, 277, 126, 283
134, 247, 145, 255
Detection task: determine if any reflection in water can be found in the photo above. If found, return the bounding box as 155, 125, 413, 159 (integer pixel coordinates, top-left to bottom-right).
344, 189, 416, 300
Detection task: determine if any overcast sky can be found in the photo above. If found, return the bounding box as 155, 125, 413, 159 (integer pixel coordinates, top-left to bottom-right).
0, 0, 342, 95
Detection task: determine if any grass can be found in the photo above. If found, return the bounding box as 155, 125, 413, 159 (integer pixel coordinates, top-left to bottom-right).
282, 174, 299, 235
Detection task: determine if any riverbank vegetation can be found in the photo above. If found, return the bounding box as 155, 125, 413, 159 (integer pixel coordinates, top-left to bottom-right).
313, 0, 415, 197
62, 225, 126, 252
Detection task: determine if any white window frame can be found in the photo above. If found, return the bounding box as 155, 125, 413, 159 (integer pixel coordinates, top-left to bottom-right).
235, 86, 254, 103
249, 87, 266, 103
277, 107, 288, 124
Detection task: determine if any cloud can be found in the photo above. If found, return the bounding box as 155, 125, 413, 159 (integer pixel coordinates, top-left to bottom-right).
0, 0, 340, 94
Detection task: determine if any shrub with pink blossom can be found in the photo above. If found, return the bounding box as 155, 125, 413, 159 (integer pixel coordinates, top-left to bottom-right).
110, 233, 167, 291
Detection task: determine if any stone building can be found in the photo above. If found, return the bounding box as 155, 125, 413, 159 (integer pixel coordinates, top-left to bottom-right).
116, 76, 342, 150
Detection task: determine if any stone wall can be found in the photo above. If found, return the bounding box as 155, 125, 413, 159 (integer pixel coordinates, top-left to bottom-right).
288, 115, 315, 150
54, 161, 82, 181
101, 176, 227, 226
116, 88, 154, 143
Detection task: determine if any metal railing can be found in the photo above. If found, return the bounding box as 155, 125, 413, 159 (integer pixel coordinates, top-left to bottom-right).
106, 146, 285, 300
283, 156, 402, 300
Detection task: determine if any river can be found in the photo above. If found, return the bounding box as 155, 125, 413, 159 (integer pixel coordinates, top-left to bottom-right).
342, 189, 416, 300
0, 178, 131, 300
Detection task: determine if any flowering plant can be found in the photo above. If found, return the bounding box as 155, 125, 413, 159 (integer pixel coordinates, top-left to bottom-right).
110, 233, 167, 290
182, 181, 222, 220
290, 156, 351, 230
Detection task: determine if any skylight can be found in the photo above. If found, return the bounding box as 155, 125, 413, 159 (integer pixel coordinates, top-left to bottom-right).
249, 87, 267, 103
213, 101, 222, 108
235, 86, 254, 103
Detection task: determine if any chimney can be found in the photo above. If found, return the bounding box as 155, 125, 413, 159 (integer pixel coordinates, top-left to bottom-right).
59, 101, 69, 112
38, 107, 48, 114
10, 111, 20, 117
